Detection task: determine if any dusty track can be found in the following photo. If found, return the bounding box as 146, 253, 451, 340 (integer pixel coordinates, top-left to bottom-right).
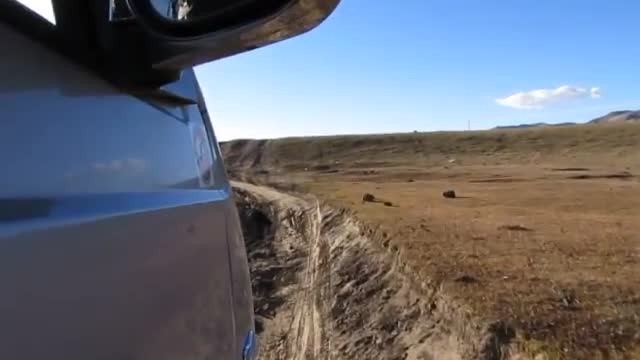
234, 182, 326, 360
233, 182, 520, 360
288, 198, 324, 360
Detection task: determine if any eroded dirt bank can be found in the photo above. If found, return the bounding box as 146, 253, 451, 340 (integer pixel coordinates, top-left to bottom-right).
233, 182, 524, 360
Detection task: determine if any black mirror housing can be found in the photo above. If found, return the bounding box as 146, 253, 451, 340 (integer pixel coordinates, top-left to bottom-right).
101, 0, 339, 88
126, 0, 295, 38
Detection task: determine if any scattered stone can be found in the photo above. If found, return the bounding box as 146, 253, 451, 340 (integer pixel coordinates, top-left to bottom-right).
498, 224, 533, 232
362, 193, 376, 203
556, 288, 578, 308
407, 178, 415, 183
383, 201, 393, 207
455, 275, 478, 284
442, 190, 456, 199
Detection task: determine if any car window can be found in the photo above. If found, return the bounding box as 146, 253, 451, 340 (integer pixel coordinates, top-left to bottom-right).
14, 0, 56, 24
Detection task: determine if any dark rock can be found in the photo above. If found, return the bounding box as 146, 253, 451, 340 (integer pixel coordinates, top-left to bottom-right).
455, 275, 478, 284
498, 224, 533, 232
557, 288, 578, 309
442, 190, 456, 199
362, 193, 376, 203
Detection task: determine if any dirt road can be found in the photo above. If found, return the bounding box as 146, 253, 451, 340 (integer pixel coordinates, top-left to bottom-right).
233, 181, 519, 360
233, 182, 325, 359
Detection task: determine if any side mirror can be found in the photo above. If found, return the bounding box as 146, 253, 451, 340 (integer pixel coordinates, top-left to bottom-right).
103, 0, 340, 87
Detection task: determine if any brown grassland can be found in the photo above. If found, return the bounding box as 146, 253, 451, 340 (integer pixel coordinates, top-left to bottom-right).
222, 122, 640, 359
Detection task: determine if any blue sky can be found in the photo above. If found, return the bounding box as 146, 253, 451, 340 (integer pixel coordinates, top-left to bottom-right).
19, 0, 640, 140
196, 0, 640, 140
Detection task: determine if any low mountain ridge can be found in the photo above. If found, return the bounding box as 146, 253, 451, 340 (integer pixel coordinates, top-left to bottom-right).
589, 110, 640, 124
494, 109, 640, 129
495, 122, 576, 129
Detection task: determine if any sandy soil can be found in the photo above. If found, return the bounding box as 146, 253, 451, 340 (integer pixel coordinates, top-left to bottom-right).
233, 182, 521, 360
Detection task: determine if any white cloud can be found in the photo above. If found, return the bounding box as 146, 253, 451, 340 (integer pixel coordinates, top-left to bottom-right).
92, 159, 145, 174
93, 160, 122, 173
125, 158, 146, 171
496, 85, 602, 110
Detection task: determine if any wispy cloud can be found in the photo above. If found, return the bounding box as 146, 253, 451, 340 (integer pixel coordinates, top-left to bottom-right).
92, 158, 146, 174
496, 85, 602, 110
64, 158, 147, 183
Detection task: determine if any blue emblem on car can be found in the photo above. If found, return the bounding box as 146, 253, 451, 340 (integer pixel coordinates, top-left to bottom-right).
242, 330, 257, 360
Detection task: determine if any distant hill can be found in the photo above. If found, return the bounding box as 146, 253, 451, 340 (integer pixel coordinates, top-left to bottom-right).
495, 109, 640, 129
589, 110, 640, 124
495, 122, 576, 130
221, 121, 640, 175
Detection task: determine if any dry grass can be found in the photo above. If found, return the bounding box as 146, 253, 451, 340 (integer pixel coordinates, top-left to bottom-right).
222, 122, 640, 359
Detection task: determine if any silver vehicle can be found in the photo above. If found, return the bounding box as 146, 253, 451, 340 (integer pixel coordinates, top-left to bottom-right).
0, 0, 338, 359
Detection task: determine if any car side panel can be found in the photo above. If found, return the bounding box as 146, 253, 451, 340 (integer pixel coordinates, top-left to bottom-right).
193, 76, 258, 358
0, 22, 241, 360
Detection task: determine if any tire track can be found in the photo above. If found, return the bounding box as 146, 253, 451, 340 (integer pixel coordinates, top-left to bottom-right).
290, 200, 325, 360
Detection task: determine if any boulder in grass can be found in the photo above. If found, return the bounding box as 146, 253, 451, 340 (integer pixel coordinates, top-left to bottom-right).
442, 190, 456, 199
362, 193, 376, 203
